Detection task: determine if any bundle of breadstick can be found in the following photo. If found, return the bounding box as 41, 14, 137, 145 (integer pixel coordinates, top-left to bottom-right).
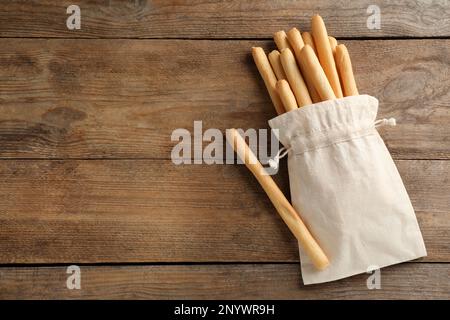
228, 14, 357, 270
228, 14, 427, 282
253, 14, 358, 114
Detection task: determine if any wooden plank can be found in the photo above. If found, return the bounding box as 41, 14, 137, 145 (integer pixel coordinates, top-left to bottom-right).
0, 39, 448, 159
0, 1, 449, 38
0, 159, 448, 264
0, 263, 448, 299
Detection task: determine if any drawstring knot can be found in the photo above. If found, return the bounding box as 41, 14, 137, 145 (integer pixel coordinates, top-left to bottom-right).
375, 117, 396, 127
268, 147, 291, 170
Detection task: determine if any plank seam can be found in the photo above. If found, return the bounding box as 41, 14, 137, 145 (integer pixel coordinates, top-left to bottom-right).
0, 36, 449, 41
0, 158, 448, 161
0, 261, 444, 268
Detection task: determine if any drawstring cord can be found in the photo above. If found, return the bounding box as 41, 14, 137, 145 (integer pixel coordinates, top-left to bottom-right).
267, 118, 396, 171
375, 117, 396, 127
268, 147, 291, 170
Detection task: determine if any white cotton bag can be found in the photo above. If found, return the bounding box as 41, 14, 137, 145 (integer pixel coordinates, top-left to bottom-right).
268, 95, 427, 285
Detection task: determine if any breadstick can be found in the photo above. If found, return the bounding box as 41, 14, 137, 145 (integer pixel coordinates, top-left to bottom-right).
276, 80, 298, 112
329, 36, 338, 55
268, 50, 287, 80
273, 30, 292, 51
305, 81, 321, 104
227, 128, 330, 270
286, 28, 304, 56
286, 29, 320, 103
298, 45, 336, 101
301, 32, 317, 56
280, 48, 312, 107
335, 44, 359, 96
311, 15, 343, 98
251, 47, 285, 114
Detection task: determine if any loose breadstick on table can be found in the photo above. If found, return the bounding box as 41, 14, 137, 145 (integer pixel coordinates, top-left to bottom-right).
301, 32, 317, 56
335, 44, 359, 96
280, 48, 312, 107
273, 30, 293, 51
311, 15, 343, 98
298, 45, 336, 101
268, 50, 287, 80
276, 80, 298, 112
252, 47, 285, 114
227, 128, 330, 270
329, 36, 338, 55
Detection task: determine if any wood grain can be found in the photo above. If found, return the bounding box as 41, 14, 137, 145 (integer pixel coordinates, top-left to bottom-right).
0, 159, 448, 264
1, 1, 448, 301
0, 263, 448, 299
0, 1, 449, 38
0, 39, 448, 159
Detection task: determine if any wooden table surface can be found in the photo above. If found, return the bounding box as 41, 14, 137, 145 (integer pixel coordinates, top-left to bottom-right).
0, 1, 449, 299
